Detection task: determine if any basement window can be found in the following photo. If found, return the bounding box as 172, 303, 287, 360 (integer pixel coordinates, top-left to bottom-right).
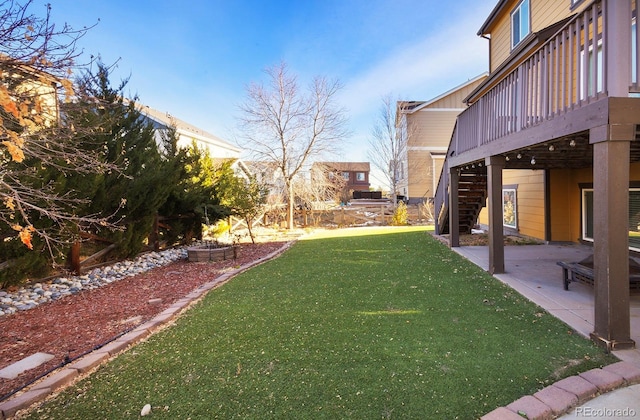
582, 187, 640, 252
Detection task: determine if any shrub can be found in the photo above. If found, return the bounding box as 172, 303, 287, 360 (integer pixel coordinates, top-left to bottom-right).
391, 201, 408, 226
0, 238, 51, 288
204, 219, 230, 240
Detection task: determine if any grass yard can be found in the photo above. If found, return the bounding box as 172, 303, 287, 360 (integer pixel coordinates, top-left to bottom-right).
25, 227, 615, 419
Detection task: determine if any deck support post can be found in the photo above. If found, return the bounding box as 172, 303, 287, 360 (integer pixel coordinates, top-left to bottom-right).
588, 0, 635, 350
590, 134, 635, 350
486, 156, 505, 274
449, 167, 460, 247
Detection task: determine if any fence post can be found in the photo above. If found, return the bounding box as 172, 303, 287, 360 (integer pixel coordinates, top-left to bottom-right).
70, 241, 81, 275
150, 214, 159, 251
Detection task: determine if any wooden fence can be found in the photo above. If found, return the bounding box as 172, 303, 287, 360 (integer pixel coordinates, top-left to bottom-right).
228, 202, 433, 231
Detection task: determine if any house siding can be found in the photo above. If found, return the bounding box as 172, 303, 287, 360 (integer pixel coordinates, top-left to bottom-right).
479, 163, 640, 243
406, 110, 458, 200
489, 10, 511, 72
404, 75, 487, 201
428, 91, 472, 109
549, 167, 591, 242
487, 0, 586, 73
408, 110, 460, 148
515, 172, 545, 239
406, 150, 434, 200
478, 169, 545, 238
549, 164, 640, 243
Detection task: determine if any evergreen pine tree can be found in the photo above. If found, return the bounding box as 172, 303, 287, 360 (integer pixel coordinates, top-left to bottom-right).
73, 63, 175, 257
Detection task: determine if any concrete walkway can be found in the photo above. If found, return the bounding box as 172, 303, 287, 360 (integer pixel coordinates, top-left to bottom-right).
450, 243, 640, 419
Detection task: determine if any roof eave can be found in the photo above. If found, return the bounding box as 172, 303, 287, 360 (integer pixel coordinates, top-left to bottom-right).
402, 72, 489, 114
477, 0, 510, 36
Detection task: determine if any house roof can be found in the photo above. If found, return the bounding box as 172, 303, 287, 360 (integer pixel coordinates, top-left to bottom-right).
137, 104, 241, 154
477, 0, 510, 36
314, 162, 370, 172
399, 73, 489, 114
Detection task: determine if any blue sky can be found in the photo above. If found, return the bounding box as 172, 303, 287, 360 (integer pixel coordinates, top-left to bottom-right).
47, 0, 495, 188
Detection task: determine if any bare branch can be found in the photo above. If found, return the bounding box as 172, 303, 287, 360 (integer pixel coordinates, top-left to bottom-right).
0, 1, 121, 250
237, 61, 349, 229
367, 95, 415, 205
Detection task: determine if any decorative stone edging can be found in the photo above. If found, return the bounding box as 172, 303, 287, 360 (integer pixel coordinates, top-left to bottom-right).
481, 361, 640, 419
0, 241, 293, 419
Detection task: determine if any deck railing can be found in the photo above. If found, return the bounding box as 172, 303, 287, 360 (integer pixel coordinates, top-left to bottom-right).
456, 0, 609, 154
435, 0, 640, 233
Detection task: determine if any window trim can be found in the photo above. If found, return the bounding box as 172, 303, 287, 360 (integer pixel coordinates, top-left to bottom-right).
581, 184, 640, 252
503, 186, 518, 229
511, 0, 531, 50
579, 38, 603, 100
570, 0, 586, 10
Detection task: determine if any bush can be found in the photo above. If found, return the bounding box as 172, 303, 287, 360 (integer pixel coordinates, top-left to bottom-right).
391, 201, 408, 226
0, 238, 51, 288
202, 219, 230, 240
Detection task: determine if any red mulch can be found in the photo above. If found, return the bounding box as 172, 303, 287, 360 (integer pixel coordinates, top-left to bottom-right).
0, 241, 287, 400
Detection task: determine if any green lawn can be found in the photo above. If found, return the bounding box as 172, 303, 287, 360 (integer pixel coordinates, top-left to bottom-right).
26, 227, 615, 419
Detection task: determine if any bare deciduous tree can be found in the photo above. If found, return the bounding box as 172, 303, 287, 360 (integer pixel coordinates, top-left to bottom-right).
369, 96, 403, 206
0, 0, 118, 251
237, 62, 348, 229
368, 95, 414, 206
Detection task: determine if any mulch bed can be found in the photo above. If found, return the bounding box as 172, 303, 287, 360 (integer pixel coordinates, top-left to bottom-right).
0, 241, 287, 400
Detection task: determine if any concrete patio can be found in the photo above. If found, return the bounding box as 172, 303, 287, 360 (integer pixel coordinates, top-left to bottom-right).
450, 243, 640, 366
453, 242, 640, 418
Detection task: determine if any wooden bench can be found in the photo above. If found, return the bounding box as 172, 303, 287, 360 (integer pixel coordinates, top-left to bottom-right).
557, 254, 640, 292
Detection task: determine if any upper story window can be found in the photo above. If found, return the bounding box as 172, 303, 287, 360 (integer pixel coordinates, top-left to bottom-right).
511, 0, 530, 49
342, 172, 350, 180
356, 172, 365, 181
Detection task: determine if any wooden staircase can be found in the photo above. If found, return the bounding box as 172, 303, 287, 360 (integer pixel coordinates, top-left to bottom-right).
437, 170, 487, 235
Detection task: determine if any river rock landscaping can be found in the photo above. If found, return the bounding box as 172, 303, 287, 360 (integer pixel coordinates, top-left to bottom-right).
0, 248, 187, 316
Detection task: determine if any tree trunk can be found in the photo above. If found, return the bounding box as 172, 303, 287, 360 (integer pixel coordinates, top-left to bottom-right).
245, 216, 256, 244
288, 182, 294, 230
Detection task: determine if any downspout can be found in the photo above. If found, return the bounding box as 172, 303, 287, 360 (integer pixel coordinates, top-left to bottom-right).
480, 34, 491, 76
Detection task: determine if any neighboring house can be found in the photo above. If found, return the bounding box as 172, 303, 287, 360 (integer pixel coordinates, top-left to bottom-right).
137, 104, 249, 180
137, 104, 241, 159
2, 64, 60, 130
397, 74, 488, 204
312, 162, 371, 197
244, 160, 284, 204
435, 0, 640, 349
0, 65, 61, 170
